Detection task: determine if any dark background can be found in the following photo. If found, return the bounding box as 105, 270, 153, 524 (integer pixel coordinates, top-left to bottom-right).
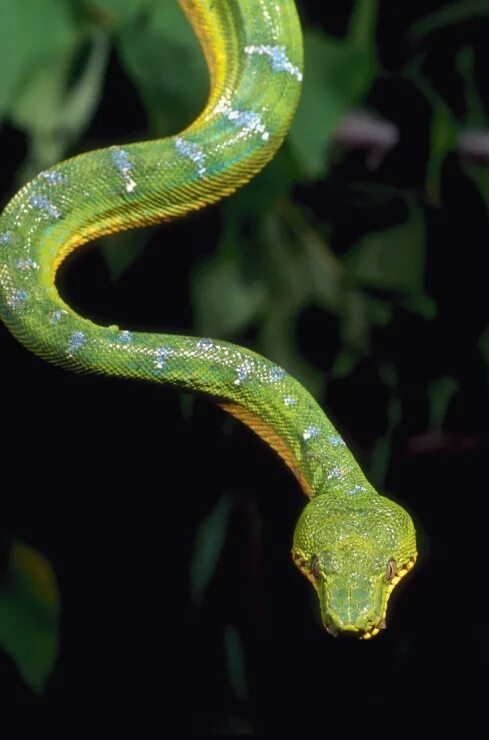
0, 0, 488, 733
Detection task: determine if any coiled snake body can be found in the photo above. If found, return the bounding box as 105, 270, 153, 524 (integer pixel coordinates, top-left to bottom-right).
0, 0, 416, 638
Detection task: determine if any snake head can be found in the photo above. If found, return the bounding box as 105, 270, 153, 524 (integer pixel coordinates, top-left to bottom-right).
292, 491, 417, 639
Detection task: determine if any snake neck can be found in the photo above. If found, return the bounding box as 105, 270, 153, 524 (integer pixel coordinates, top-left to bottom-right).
0, 1, 373, 499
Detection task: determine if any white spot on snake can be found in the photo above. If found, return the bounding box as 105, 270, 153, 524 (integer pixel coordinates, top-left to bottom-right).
111, 149, 131, 171
346, 485, 368, 495
30, 195, 61, 220
0, 231, 12, 246
235, 361, 253, 385
329, 435, 346, 447
197, 338, 213, 350
284, 395, 297, 406
15, 258, 39, 270
118, 330, 134, 343
68, 331, 86, 354
303, 426, 320, 441
40, 170, 67, 185
227, 109, 270, 141
155, 347, 171, 370
175, 136, 206, 177
269, 366, 286, 382
244, 45, 303, 82
327, 467, 345, 480
111, 148, 137, 193
51, 309, 67, 325
7, 289, 27, 309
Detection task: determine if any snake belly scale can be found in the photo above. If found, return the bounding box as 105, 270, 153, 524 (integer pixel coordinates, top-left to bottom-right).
0, 0, 417, 638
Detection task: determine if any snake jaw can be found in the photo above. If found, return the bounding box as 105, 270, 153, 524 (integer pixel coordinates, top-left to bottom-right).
292, 548, 318, 591
359, 554, 417, 640
292, 549, 417, 639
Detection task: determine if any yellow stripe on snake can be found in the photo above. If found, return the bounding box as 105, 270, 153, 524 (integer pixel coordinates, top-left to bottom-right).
0, 0, 417, 638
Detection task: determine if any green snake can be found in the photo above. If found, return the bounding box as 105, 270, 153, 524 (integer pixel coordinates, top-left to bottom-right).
0, 0, 417, 639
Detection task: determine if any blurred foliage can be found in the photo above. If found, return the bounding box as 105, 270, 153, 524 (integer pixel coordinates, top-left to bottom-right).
0, 540, 59, 692
190, 493, 234, 607
289, 2, 377, 176
0, 0, 488, 703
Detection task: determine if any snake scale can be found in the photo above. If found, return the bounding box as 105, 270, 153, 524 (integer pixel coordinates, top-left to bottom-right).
0, 0, 417, 639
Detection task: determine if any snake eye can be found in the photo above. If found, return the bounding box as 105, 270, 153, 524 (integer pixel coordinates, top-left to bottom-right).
310, 556, 322, 580
386, 559, 397, 581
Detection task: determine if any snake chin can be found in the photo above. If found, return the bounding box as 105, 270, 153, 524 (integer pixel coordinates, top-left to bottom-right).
326, 617, 387, 640
320, 555, 417, 640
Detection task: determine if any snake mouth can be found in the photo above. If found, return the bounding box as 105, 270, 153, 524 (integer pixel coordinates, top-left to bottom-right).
325, 620, 386, 639
359, 554, 418, 641
292, 550, 417, 639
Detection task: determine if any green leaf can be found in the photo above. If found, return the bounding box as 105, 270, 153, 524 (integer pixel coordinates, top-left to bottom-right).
478, 326, 489, 365
192, 254, 265, 337
428, 376, 458, 431
0, 540, 59, 693
259, 304, 326, 399
277, 197, 343, 313
0, 0, 77, 117
345, 204, 425, 294
190, 495, 233, 607
340, 289, 370, 353
224, 625, 248, 701
456, 46, 487, 128
258, 207, 337, 395
191, 155, 295, 337
365, 296, 393, 327
222, 151, 296, 223
289, 23, 377, 178
426, 93, 458, 205
83, 0, 148, 26
400, 293, 437, 320
100, 227, 153, 281
409, 1, 489, 40
61, 30, 111, 137
118, 0, 207, 134
330, 350, 358, 379
10, 29, 109, 178
369, 393, 401, 487
463, 163, 489, 216
347, 0, 378, 64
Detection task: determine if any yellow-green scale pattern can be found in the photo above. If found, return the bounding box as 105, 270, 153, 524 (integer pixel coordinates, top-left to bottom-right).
0, 0, 417, 638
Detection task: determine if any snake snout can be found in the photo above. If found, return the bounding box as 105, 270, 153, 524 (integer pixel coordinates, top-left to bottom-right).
325, 618, 386, 639
326, 624, 360, 638
319, 576, 386, 638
